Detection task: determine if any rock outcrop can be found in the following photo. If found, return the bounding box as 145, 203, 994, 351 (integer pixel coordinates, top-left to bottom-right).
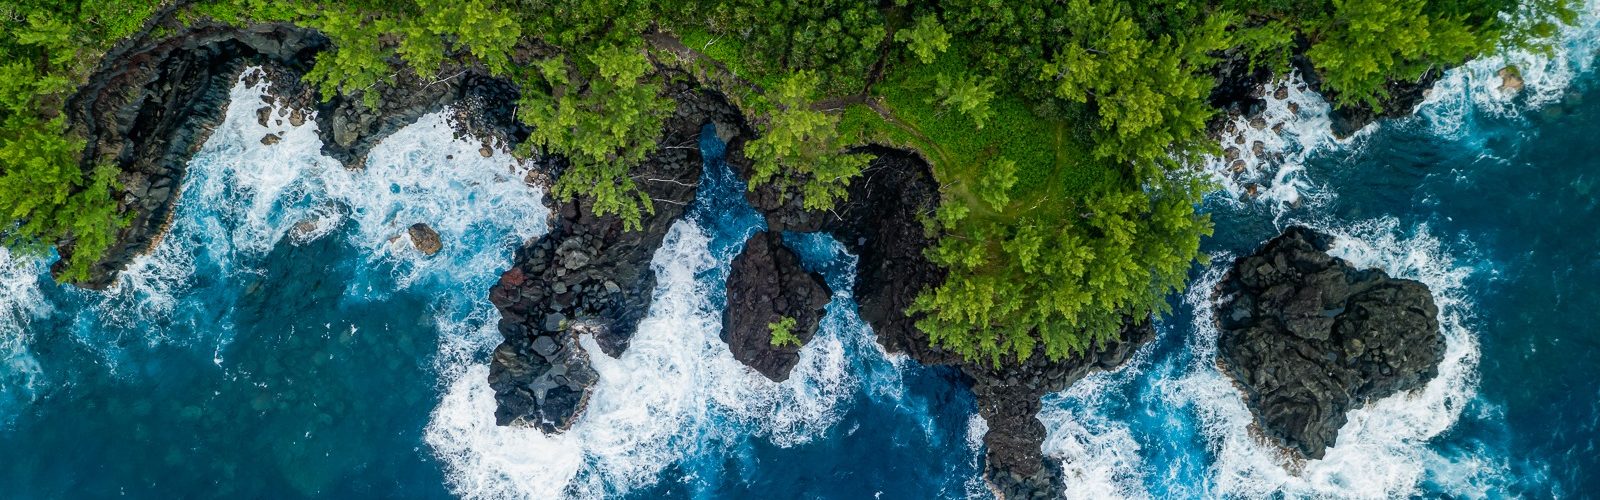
730, 146, 1153, 497
1214, 226, 1445, 459
407, 223, 442, 256
63, 14, 532, 288
485, 80, 750, 431
721, 231, 832, 382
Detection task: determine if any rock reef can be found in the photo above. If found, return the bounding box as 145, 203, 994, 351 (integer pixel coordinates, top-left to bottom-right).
721, 230, 832, 382
1214, 226, 1445, 459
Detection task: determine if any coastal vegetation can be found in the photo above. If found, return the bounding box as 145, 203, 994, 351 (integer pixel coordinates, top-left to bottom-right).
0, 0, 1575, 363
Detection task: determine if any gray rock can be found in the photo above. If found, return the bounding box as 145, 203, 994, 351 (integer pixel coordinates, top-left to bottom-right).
1214, 226, 1445, 459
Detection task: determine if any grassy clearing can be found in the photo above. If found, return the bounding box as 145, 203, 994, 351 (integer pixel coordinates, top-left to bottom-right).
843, 48, 1121, 223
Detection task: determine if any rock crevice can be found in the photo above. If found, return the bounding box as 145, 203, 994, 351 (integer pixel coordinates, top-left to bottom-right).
485, 81, 750, 431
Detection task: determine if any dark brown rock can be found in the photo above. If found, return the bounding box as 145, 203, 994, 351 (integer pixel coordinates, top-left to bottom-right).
407, 223, 442, 256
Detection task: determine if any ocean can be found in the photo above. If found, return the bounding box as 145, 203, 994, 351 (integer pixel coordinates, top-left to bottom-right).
2, 4, 1598, 497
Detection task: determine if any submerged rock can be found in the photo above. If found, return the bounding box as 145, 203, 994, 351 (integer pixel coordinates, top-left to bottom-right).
407, 223, 442, 256
1214, 226, 1445, 459
721, 231, 831, 382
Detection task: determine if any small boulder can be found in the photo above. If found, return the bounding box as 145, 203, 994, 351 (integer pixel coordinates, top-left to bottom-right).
260, 133, 281, 146
407, 223, 442, 256
721, 231, 831, 382
1499, 65, 1525, 94
1214, 227, 1445, 459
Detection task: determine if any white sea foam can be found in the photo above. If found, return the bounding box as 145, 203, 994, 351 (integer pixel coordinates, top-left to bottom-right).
1164, 218, 1489, 497
1205, 73, 1352, 211
84, 69, 547, 344
0, 248, 49, 421
426, 221, 863, 498
1040, 364, 1155, 500
1418, 0, 1600, 135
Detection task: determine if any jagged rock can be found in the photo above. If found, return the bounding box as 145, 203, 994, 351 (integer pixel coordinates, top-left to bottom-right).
1213, 226, 1445, 459
61, 14, 533, 288
486, 79, 750, 431
260, 133, 281, 145
407, 223, 442, 256
721, 231, 831, 382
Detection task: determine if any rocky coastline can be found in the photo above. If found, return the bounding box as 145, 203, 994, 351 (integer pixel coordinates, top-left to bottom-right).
65, 13, 1471, 500
63, 17, 532, 289
1213, 227, 1445, 460
484, 77, 750, 430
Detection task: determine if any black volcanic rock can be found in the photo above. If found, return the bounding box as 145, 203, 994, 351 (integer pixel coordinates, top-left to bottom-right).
1214, 226, 1445, 459
729, 146, 1153, 497
485, 81, 751, 431
721, 231, 831, 382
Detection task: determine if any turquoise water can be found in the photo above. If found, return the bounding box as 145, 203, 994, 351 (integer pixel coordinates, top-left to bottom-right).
4, 11, 1600, 498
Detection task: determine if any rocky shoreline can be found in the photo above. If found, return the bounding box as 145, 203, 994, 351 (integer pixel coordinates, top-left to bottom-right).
63, 18, 532, 289
485, 76, 750, 430
65, 13, 1471, 500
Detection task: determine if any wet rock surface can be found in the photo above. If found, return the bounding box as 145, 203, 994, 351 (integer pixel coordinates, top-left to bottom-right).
485, 81, 749, 431
731, 147, 1153, 497
1214, 226, 1445, 460
721, 231, 831, 382
407, 223, 442, 256
64, 15, 530, 288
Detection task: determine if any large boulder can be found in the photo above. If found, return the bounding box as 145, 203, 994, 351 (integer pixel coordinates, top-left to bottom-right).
1214, 226, 1445, 459
721, 231, 831, 382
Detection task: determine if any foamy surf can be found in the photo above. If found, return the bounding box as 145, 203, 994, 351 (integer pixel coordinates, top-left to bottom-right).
1206, 73, 1350, 211
77, 69, 547, 351
0, 248, 49, 423
1040, 362, 1157, 500
1418, 0, 1600, 135
1172, 218, 1487, 498
425, 219, 864, 498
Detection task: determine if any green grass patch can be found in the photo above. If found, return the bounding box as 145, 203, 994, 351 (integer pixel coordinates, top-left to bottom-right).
851, 48, 1121, 223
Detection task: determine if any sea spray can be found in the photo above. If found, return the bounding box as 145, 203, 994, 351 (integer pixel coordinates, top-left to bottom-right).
1205, 73, 1350, 211
0, 248, 49, 423
76, 69, 547, 356
424, 130, 870, 498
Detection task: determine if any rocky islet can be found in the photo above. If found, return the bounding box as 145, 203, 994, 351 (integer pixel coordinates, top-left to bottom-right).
1213, 226, 1446, 460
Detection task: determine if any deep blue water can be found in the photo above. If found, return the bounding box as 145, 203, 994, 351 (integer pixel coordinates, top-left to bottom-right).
4, 16, 1600, 498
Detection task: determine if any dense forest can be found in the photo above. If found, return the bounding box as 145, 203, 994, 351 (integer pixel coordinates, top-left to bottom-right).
0, 0, 1576, 364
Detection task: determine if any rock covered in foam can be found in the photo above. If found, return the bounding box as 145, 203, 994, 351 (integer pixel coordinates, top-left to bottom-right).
1214, 226, 1445, 459
720, 231, 831, 382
